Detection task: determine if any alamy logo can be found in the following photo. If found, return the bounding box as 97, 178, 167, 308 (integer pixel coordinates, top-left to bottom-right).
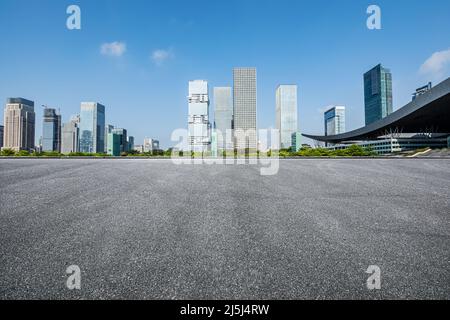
367, 5, 381, 30
66, 5, 81, 30
366, 265, 381, 290
66, 265, 81, 290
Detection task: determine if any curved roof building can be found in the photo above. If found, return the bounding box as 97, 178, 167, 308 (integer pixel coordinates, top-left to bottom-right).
303, 77, 450, 143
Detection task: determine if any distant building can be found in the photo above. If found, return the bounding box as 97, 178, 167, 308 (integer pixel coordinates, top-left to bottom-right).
112, 128, 128, 153
144, 138, 159, 153
364, 64, 393, 125
104, 124, 114, 153
291, 132, 302, 152
188, 80, 210, 153
128, 136, 134, 151
42, 107, 61, 152
276, 85, 298, 149
79, 102, 105, 153
3, 98, 35, 151
412, 82, 432, 101
324, 106, 346, 137
233, 67, 257, 152
213, 87, 233, 151
0, 125, 4, 149
133, 145, 144, 153
61, 115, 80, 154
328, 137, 448, 155
107, 132, 121, 156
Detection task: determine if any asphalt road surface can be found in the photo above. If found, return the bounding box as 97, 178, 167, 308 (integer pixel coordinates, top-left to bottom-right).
0, 159, 449, 300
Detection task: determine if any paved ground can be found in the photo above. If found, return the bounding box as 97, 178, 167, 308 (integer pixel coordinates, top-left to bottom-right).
0, 159, 449, 300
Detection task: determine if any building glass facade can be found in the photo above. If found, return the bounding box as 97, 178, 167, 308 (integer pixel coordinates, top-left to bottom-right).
79, 102, 105, 153
213, 87, 233, 151
233, 68, 257, 152
276, 85, 298, 149
324, 106, 346, 137
42, 107, 61, 152
364, 64, 393, 125
107, 132, 121, 156
61, 115, 79, 154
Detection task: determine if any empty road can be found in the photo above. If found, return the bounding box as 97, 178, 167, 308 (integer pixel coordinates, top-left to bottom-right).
0, 159, 449, 299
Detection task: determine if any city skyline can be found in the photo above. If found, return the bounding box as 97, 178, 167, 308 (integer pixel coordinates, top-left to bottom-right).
1, 0, 449, 148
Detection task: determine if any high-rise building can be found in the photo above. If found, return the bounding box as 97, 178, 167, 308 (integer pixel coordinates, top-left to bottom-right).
61, 115, 80, 154
324, 106, 346, 137
128, 136, 134, 151
276, 85, 298, 149
42, 107, 61, 152
233, 67, 257, 152
188, 80, 210, 153
144, 138, 159, 153
112, 128, 128, 153
291, 132, 302, 152
364, 64, 393, 125
0, 125, 4, 149
213, 87, 233, 151
107, 132, 121, 156
104, 124, 114, 153
3, 98, 35, 151
79, 102, 105, 153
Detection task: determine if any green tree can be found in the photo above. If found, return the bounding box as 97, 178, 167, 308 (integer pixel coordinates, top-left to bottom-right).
1, 148, 16, 156
15, 150, 30, 157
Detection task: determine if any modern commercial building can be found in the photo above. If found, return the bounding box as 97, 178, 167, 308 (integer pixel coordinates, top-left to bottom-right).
111, 128, 128, 153
107, 132, 121, 156
324, 106, 346, 137
0, 125, 4, 149
133, 145, 144, 153
303, 77, 450, 154
61, 115, 80, 154
364, 64, 393, 125
2, 98, 35, 151
42, 107, 61, 152
276, 85, 298, 149
104, 124, 114, 153
327, 137, 448, 155
188, 80, 210, 153
213, 87, 233, 151
233, 68, 257, 152
79, 102, 105, 153
412, 82, 432, 101
128, 136, 134, 151
144, 138, 159, 153
291, 132, 302, 152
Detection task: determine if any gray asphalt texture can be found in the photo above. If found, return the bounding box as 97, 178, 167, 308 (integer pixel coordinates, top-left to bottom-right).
0, 159, 449, 300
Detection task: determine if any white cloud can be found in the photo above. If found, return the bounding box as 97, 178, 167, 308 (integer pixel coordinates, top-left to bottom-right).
420, 48, 450, 76
151, 49, 174, 66
100, 41, 127, 57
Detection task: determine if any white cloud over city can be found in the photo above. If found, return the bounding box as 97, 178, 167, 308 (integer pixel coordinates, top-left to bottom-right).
419, 48, 450, 80
151, 48, 174, 66
100, 41, 127, 57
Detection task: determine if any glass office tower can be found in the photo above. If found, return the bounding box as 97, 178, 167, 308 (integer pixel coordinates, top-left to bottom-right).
276, 85, 298, 149
213, 87, 233, 151
112, 128, 128, 153
364, 64, 393, 125
42, 107, 61, 152
233, 67, 257, 152
324, 106, 346, 136
79, 102, 105, 153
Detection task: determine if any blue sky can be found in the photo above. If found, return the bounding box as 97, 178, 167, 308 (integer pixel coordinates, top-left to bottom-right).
1, 0, 449, 148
